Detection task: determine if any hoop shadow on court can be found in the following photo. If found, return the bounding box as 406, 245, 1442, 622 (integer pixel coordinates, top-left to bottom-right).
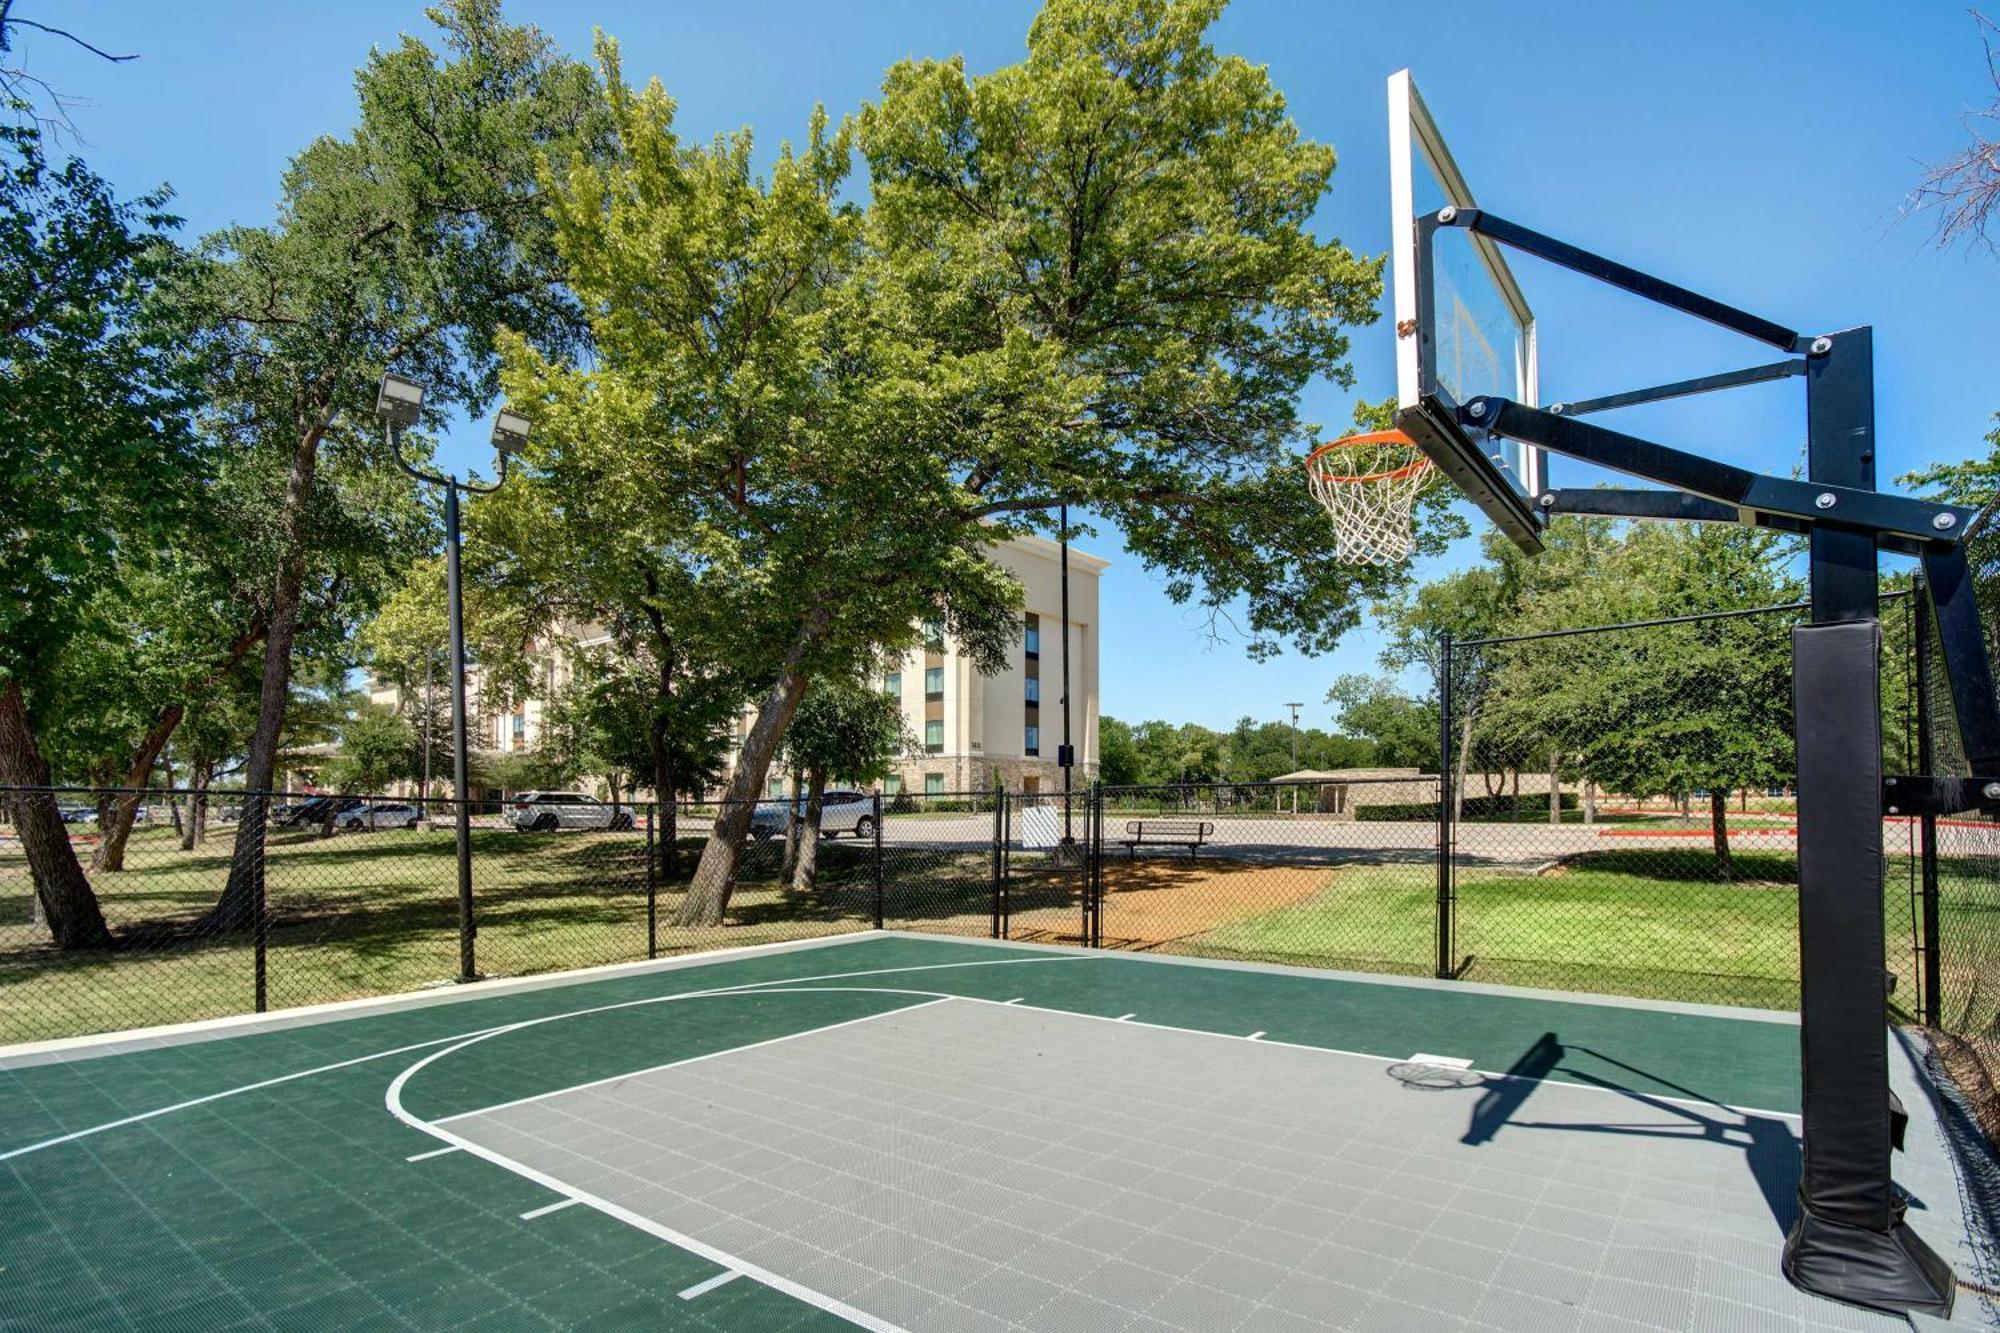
1394, 1031, 1805, 1234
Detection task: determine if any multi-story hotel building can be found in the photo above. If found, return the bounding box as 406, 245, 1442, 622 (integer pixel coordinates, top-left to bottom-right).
366, 534, 1105, 799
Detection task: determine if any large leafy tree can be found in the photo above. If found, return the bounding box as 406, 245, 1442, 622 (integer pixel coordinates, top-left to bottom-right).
781, 677, 908, 890
520, 0, 1388, 924
0, 117, 199, 947
1480, 522, 1800, 868
194, 0, 613, 928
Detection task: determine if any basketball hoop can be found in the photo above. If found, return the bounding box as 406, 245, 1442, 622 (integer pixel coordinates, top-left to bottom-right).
1306, 429, 1434, 565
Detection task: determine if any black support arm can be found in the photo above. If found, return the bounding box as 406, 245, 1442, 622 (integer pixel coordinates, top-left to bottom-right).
1451, 209, 1805, 353
1476, 399, 1971, 544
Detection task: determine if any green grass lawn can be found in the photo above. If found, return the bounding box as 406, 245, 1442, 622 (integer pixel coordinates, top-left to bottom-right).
1185, 849, 1925, 1013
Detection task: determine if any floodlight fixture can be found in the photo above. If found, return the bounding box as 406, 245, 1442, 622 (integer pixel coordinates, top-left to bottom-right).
491, 409, 532, 456
376, 373, 425, 427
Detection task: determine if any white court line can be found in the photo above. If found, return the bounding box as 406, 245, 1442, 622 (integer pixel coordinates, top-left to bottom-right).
405, 1145, 459, 1162
1247, 1031, 1266, 1040
520, 1197, 580, 1221
0, 951, 1087, 1164
1115, 1013, 1136, 1021
0, 1028, 509, 1164
386, 1057, 911, 1332
1004, 997, 1024, 1004
436, 998, 952, 1126
678, 1270, 744, 1300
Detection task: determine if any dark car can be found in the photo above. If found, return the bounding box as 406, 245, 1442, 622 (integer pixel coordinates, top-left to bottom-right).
275, 796, 366, 828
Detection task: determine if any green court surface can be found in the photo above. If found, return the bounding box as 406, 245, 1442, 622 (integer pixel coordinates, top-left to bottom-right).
0, 933, 1805, 1331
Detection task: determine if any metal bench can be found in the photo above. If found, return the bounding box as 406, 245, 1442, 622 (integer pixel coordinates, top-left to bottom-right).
1122, 819, 1214, 859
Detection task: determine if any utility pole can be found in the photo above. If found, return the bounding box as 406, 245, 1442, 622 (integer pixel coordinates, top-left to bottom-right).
1059, 503, 1075, 845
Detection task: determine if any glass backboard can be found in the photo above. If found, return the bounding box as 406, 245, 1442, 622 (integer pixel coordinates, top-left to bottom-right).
1389, 69, 1543, 531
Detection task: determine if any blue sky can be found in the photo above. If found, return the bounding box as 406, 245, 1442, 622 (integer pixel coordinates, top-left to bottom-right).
20, 0, 2000, 731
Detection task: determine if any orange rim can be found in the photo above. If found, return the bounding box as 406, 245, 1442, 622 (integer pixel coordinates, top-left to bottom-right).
1304, 429, 1432, 484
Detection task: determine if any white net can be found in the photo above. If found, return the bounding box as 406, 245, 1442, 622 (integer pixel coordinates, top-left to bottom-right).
1307, 432, 1434, 565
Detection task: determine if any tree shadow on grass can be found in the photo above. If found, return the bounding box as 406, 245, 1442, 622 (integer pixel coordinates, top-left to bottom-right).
1549, 849, 1799, 886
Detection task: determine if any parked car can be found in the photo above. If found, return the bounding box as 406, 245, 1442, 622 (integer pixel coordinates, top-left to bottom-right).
339, 802, 421, 831
508, 791, 634, 832
59, 806, 96, 824
275, 796, 366, 828
747, 789, 876, 841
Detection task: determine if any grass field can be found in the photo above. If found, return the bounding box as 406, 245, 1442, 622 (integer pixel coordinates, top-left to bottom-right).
0, 824, 1968, 1044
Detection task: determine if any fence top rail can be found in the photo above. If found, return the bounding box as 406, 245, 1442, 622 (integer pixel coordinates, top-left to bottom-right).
1452, 588, 1912, 651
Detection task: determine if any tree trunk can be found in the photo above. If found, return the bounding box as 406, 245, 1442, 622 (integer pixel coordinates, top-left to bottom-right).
92, 704, 185, 872
1583, 779, 1597, 825
782, 766, 804, 883
1452, 706, 1476, 821
792, 764, 826, 892
1548, 749, 1561, 825
680, 609, 829, 926
1710, 788, 1734, 877
0, 679, 113, 948
182, 762, 212, 851
208, 420, 324, 930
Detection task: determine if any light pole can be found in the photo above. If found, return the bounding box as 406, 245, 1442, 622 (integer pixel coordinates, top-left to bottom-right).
1285, 702, 1304, 813
1059, 503, 1075, 845
378, 373, 529, 984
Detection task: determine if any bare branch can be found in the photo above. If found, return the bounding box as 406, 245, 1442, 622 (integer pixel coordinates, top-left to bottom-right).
1905, 11, 2000, 253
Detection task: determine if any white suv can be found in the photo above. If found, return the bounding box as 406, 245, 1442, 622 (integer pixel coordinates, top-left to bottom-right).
509, 791, 635, 832
748, 789, 876, 840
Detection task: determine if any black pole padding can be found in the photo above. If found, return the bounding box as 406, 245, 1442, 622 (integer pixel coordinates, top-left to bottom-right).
1782, 620, 1955, 1318
645, 804, 657, 960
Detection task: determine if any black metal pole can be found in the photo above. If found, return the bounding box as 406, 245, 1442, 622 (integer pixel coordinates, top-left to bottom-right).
1913, 582, 1941, 1029
252, 797, 267, 1012
645, 803, 657, 960
991, 788, 1003, 939
1437, 632, 1454, 980
1783, 328, 1953, 1317
443, 481, 477, 983
871, 792, 884, 930
1060, 504, 1074, 844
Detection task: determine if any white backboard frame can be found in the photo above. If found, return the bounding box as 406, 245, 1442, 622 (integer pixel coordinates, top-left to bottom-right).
1388, 69, 1542, 499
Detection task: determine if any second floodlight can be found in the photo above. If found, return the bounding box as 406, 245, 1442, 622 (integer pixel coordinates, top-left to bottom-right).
491, 410, 531, 456
376, 373, 425, 427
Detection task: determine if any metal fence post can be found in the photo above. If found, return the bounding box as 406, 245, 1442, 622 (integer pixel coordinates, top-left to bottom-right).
990, 788, 1004, 939
1437, 631, 1454, 979
645, 803, 657, 960
1913, 583, 1941, 1028
251, 792, 268, 1013
871, 793, 885, 930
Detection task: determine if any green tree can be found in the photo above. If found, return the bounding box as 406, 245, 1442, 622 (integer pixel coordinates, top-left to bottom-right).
1098, 717, 1146, 786
197, 0, 613, 929
0, 117, 200, 947
1481, 522, 1800, 868
1325, 675, 1438, 772
781, 678, 908, 889
518, 0, 1387, 925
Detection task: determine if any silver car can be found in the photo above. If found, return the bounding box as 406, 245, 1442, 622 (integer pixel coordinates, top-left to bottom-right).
747, 789, 876, 840
340, 802, 421, 831
509, 790, 635, 832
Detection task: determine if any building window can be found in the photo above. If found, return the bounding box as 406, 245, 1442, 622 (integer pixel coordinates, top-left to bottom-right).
883, 671, 901, 698
511, 713, 526, 751
925, 719, 944, 752
883, 775, 903, 796
924, 773, 945, 796
1024, 677, 1040, 705
1024, 613, 1040, 657
923, 619, 945, 651
924, 666, 945, 698
767, 777, 785, 798
1025, 724, 1040, 756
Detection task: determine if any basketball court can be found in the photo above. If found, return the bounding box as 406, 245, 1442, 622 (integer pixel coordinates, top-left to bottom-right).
2, 931, 1986, 1331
